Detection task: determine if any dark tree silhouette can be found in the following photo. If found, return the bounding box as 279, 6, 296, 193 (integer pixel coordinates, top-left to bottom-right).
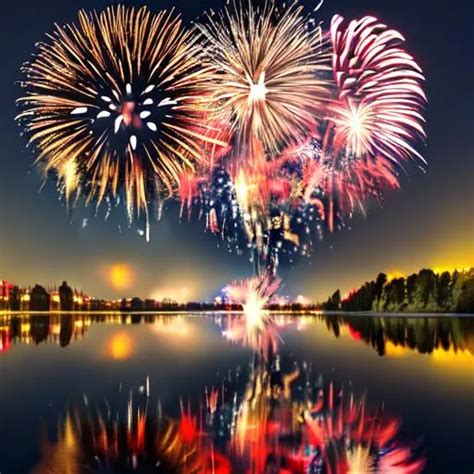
457, 271, 474, 313
326, 268, 473, 313
30, 285, 50, 311
59, 281, 73, 311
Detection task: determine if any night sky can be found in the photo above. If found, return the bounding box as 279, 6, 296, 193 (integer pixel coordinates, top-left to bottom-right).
0, 0, 472, 302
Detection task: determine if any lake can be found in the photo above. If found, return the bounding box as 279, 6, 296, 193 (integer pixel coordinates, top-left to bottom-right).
0, 313, 473, 473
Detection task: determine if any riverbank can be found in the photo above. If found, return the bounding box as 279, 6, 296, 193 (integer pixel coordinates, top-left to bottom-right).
1, 309, 473, 317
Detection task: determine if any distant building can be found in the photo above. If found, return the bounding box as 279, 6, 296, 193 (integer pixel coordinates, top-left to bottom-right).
9, 286, 21, 311
30, 285, 50, 311
1, 281, 9, 309
131, 297, 144, 311
120, 298, 131, 311
59, 281, 74, 311
145, 299, 155, 311
0, 280, 12, 310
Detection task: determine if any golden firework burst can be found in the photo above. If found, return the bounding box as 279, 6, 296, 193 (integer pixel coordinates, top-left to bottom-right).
198, 1, 329, 156
17, 6, 226, 234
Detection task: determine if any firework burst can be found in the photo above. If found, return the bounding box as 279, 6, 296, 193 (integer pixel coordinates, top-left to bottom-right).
17, 6, 226, 238
300, 15, 427, 231
224, 273, 281, 356
329, 15, 426, 163
33, 403, 202, 473
190, 1, 329, 267
198, 0, 329, 159
178, 10, 427, 272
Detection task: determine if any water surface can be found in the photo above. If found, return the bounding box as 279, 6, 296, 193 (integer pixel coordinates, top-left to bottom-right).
0, 313, 472, 473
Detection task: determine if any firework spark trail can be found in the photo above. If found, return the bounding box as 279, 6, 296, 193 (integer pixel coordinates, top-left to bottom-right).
17, 6, 227, 239
205, 357, 426, 473
300, 15, 427, 232
304, 381, 426, 473
31, 353, 426, 474
17, 4, 428, 272
187, 1, 330, 266
184, 7, 426, 272
198, 1, 329, 156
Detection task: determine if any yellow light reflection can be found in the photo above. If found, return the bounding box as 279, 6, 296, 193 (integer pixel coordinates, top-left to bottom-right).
385, 341, 409, 358
431, 347, 473, 372
152, 317, 190, 337
107, 332, 134, 360
21, 322, 31, 333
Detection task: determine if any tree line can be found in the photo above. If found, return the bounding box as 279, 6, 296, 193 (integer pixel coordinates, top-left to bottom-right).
322, 268, 474, 313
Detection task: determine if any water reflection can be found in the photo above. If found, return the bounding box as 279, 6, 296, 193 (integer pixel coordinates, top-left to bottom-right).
2, 313, 471, 358
32, 352, 425, 473
319, 314, 474, 357
107, 331, 135, 360
33, 410, 202, 473
0, 314, 188, 351
1, 312, 472, 472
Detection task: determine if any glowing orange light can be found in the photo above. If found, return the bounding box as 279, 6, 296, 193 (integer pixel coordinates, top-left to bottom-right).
385, 341, 409, 358
109, 264, 133, 291
432, 265, 472, 275
73, 295, 84, 305
431, 347, 473, 372
386, 271, 406, 282
21, 322, 31, 333
150, 286, 193, 304
107, 332, 134, 360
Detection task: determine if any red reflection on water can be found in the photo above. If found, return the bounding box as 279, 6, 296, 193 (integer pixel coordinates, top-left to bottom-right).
34, 361, 426, 474
30, 312, 430, 474
0, 327, 11, 352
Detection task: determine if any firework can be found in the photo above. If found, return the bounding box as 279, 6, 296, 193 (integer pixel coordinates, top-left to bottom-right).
195, 11, 428, 263
33, 386, 203, 474
18, 2, 428, 271
223, 273, 281, 356
299, 15, 427, 231
17, 6, 226, 238
177, 1, 329, 269
32, 353, 426, 474
179, 155, 324, 273
198, 1, 328, 158
178, 8, 427, 273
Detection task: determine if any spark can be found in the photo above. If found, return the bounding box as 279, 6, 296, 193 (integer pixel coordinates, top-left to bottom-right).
17, 6, 226, 232
198, 0, 329, 154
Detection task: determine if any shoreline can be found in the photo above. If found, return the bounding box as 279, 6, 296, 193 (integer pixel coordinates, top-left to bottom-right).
0, 310, 473, 318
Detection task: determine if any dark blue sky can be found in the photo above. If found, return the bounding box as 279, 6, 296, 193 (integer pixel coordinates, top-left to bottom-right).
0, 0, 472, 301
